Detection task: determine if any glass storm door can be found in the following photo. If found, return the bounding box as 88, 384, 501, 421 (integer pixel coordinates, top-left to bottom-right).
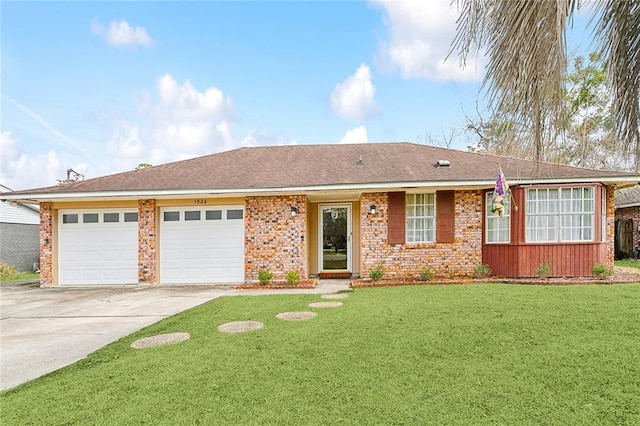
319, 205, 351, 271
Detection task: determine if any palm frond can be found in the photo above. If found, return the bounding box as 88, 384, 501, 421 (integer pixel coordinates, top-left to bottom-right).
594, 0, 640, 170
452, 0, 579, 163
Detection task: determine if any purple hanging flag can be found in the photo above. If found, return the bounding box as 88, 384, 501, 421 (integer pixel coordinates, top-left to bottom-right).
491, 166, 508, 216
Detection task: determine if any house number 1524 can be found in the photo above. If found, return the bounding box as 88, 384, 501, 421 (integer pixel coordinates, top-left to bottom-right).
194, 199, 207, 205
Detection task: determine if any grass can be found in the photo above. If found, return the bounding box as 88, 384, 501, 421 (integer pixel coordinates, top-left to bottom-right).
0, 271, 39, 283
2, 285, 640, 424
615, 259, 640, 269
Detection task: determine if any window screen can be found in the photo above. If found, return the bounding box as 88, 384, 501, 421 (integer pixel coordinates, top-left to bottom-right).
206, 210, 222, 220
83, 213, 99, 223
164, 211, 180, 221
227, 209, 244, 220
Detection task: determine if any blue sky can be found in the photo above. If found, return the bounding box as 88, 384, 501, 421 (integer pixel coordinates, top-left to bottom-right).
1, 1, 593, 190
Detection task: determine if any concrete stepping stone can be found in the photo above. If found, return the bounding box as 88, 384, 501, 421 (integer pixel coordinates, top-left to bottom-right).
131, 332, 190, 349
308, 301, 343, 308
217, 320, 264, 333
321, 293, 349, 300
276, 311, 317, 321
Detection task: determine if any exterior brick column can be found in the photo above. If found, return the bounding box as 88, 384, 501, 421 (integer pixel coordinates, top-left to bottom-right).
138, 199, 157, 284
605, 185, 616, 266
39, 202, 53, 287
360, 192, 389, 276
245, 195, 307, 281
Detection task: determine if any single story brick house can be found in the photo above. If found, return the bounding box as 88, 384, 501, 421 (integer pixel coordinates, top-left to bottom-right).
614, 186, 640, 258
2, 143, 639, 286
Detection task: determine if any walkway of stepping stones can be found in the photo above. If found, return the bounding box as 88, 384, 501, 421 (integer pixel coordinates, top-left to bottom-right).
130, 292, 350, 348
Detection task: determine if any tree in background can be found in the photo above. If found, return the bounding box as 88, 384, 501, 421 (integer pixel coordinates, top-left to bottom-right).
555, 53, 631, 170
465, 53, 633, 171
452, 0, 639, 170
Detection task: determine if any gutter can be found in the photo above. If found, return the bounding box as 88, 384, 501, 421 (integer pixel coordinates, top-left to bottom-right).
2, 176, 639, 204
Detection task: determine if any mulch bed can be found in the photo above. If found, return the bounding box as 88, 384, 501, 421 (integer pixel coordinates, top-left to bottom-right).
235, 279, 317, 289
351, 269, 640, 288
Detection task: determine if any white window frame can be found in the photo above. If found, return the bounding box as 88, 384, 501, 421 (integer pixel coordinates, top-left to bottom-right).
485, 192, 511, 244
405, 193, 435, 243
526, 186, 595, 243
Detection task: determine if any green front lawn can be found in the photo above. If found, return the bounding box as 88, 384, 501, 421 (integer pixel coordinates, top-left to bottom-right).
0, 271, 39, 283
2, 285, 640, 424
615, 259, 640, 269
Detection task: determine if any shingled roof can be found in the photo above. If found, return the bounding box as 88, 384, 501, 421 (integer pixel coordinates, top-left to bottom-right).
615, 186, 640, 208
3, 143, 638, 200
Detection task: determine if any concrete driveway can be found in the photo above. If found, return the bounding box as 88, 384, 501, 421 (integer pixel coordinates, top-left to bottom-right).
0, 280, 350, 391
0, 283, 231, 391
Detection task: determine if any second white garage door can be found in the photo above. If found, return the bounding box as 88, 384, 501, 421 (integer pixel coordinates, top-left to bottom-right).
160, 206, 244, 284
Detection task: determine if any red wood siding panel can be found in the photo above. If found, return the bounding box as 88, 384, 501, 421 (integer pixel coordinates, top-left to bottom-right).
388, 192, 405, 245
436, 190, 455, 243
511, 187, 525, 244
482, 245, 520, 277
483, 243, 606, 277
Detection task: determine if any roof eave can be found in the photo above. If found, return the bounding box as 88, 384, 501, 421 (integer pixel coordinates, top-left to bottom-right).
615, 202, 640, 209
3, 176, 638, 204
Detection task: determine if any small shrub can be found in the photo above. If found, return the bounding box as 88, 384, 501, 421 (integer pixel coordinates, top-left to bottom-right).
418, 267, 434, 282
535, 260, 552, 279
472, 263, 492, 279
591, 263, 613, 280
285, 270, 301, 285
258, 269, 273, 285
0, 262, 18, 279
368, 262, 385, 282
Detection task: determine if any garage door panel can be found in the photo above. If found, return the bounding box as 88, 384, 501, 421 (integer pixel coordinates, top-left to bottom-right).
160, 206, 244, 284
102, 249, 125, 262
80, 269, 101, 282
59, 209, 137, 286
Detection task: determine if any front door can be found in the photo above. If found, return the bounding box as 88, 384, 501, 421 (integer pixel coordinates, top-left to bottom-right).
319, 205, 351, 272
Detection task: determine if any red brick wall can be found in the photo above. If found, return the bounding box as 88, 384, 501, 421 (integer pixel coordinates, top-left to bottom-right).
360, 191, 482, 279
39, 202, 53, 287
245, 195, 307, 281
138, 199, 157, 284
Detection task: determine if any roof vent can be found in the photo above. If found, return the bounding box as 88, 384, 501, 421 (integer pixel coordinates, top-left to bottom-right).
436, 160, 450, 167
357, 155, 364, 165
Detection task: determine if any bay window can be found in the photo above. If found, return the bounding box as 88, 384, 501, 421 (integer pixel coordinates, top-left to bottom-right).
526, 187, 594, 242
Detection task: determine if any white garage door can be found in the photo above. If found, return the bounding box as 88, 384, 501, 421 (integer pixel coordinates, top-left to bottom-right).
58, 209, 138, 285
160, 206, 244, 284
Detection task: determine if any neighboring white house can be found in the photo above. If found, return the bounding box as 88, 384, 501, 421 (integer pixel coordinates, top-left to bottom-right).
0, 184, 40, 272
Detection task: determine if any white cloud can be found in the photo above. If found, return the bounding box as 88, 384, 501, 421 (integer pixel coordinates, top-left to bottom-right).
105, 74, 240, 169
92, 19, 152, 48
240, 128, 297, 147
106, 121, 144, 160
372, 0, 482, 82
330, 64, 381, 121
0, 131, 80, 190
156, 74, 233, 121
340, 126, 369, 144
103, 74, 299, 171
